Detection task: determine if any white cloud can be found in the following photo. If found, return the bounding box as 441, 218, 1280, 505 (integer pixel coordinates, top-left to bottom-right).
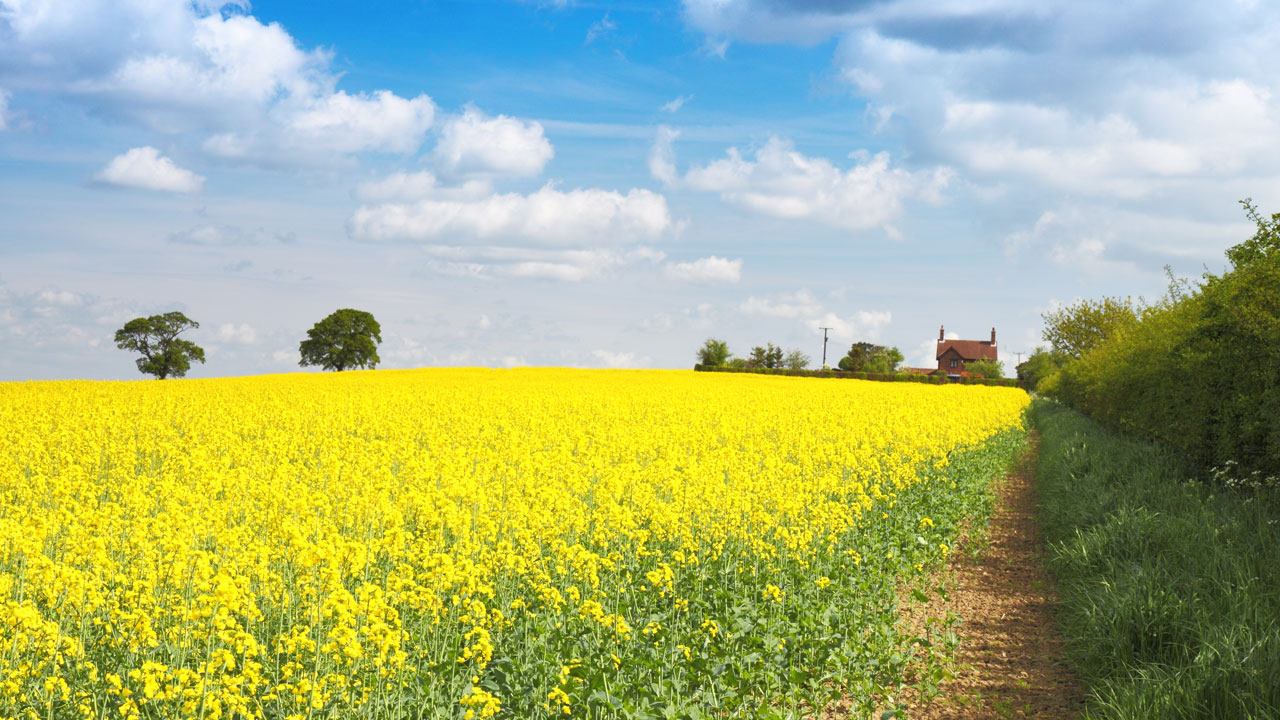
585, 13, 617, 44
739, 289, 892, 343
94, 147, 204, 193
0, 89, 9, 130
423, 245, 666, 282
660, 94, 693, 113
681, 137, 952, 231
381, 334, 433, 368
649, 125, 679, 186
1, 2, 435, 166
351, 183, 672, 245
355, 172, 493, 204
168, 223, 293, 246
740, 289, 823, 319
592, 349, 650, 369
663, 256, 742, 283
35, 289, 85, 307
217, 322, 256, 344
808, 310, 892, 343
433, 107, 553, 178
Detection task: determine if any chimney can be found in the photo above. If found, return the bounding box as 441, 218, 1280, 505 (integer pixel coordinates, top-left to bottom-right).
939, 325, 945, 342
991, 327, 997, 344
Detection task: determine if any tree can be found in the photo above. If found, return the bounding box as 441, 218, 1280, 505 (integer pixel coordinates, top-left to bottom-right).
1041, 297, 1141, 358
965, 358, 1005, 379
299, 309, 383, 371
696, 338, 731, 367
783, 349, 810, 370
748, 343, 783, 369
1016, 347, 1068, 388
837, 342, 903, 372
114, 312, 206, 379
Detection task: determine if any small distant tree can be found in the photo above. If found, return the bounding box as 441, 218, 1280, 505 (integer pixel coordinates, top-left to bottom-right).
696, 338, 731, 367
748, 343, 784, 369
114, 311, 206, 379
299, 309, 383, 371
783, 349, 810, 370
1017, 347, 1068, 388
965, 358, 1005, 379
726, 357, 749, 369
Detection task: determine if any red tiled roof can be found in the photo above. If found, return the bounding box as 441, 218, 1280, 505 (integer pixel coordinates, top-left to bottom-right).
937, 340, 998, 362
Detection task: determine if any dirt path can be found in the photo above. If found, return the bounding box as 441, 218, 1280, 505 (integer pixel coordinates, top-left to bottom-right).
905, 433, 1084, 719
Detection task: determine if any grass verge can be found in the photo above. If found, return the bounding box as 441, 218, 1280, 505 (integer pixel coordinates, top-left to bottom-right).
1030, 399, 1280, 719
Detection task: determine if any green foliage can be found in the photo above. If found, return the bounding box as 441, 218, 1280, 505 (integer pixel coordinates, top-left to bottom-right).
783, 348, 810, 371
113, 311, 205, 379
1039, 201, 1280, 480
1041, 296, 1141, 358
692, 364, 1018, 386
748, 343, 784, 369
299, 309, 383, 372
837, 342, 903, 373
1016, 348, 1067, 389
696, 338, 732, 367
1031, 400, 1280, 718
963, 358, 1004, 379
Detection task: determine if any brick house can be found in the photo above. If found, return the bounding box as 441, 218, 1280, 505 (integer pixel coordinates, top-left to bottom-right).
937, 326, 998, 379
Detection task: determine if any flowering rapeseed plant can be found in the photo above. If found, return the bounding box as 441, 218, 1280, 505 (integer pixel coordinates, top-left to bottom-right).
0, 368, 1027, 718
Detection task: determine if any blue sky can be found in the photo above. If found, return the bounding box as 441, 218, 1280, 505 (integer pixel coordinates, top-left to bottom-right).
3, 0, 1278, 379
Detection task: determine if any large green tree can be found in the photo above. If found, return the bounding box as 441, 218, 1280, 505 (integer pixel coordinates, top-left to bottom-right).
1041, 296, 1141, 358
114, 311, 206, 379
696, 338, 731, 367
299, 309, 383, 371
838, 342, 903, 372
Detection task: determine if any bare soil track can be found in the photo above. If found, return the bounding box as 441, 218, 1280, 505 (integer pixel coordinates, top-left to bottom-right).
904, 433, 1084, 720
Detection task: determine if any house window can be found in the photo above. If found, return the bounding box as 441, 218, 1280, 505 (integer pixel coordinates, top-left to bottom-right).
949, 359, 958, 368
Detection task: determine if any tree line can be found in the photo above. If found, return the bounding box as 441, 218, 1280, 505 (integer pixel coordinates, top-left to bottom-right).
114, 308, 383, 379
696, 338, 910, 373
1020, 199, 1280, 483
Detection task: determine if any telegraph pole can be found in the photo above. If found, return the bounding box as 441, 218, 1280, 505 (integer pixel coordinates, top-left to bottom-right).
820, 327, 832, 368
1013, 350, 1025, 365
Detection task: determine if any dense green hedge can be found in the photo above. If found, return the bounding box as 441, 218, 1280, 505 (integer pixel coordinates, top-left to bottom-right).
1042, 205, 1280, 482
692, 364, 1019, 387
1032, 400, 1280, 717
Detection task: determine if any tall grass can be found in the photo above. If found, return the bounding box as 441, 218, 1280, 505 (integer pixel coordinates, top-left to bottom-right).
1030, 400, 1280, 718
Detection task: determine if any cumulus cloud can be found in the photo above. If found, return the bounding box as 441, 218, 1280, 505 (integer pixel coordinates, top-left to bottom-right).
94, 147, 204, 193
592, 349, 650, 369
0, 1, 435, 166
649, 125, 680, 186
351, 183, 672, 245
0, 282, 148, 379
433, 107, 554, 178
678, 136, 951, 231
739, 289, 891, 342
217, 323, 257, 344
664, 256, 742, 283
678, 0, 1280, 278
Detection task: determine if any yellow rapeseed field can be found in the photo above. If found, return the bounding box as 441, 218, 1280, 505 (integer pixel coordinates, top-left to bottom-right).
0, 368, 1028, 719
